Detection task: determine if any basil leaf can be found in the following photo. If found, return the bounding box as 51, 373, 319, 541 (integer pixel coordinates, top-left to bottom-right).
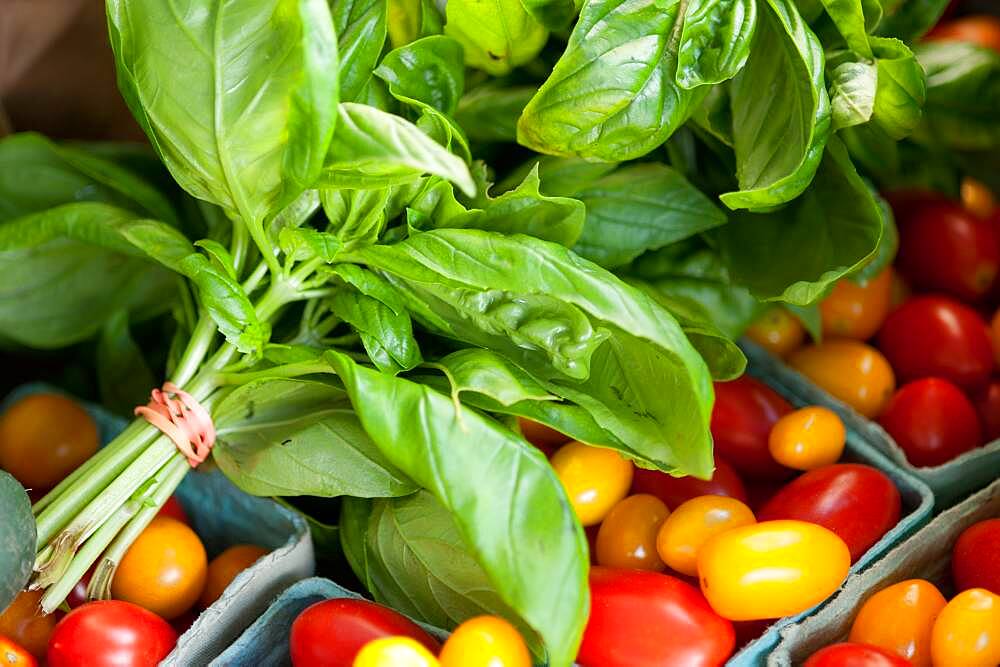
518, 0, 697, 161
279, 228, 345, 262
180, 255, 270, 355
454, 84, 536, 144
676, 0, 758, 89
869, 37, 926, 140
0, 471, 34, 611
820, 0, 872, 56
375, 36, 465, 115
434, 349, 559, 405
444, 0, 548, 76
387, 0, 444, 48
329, 287, 422, 372
213, 378, 417, 497
829, 61, 877, 130
520, 0, 577, 30
194, 239, 238, 280
97, 310, 157, 416
876, 0, 950, 41
333, 0, 389, 102
320, 188, 392, 247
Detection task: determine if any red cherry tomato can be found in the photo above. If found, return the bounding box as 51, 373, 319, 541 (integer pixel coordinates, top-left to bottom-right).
711, 377, 794, 480
290, 598, 440, 666
925, 15, 1000, 53
578, 568, 735, 667
973, 379, 1000, 442
65, 568, 93, 609
157, 496, 190, 525
758, 464, 901, 562
46, 601, 177, 667
631, 454, 747, 510
877, 296, 994, 392
952, 519, 1000, 595
804, 642, 912, 667
879, 378, 983, 468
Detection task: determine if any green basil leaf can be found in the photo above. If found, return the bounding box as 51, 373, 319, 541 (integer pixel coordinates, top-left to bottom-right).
820, 0, 872, 56
106, 0, 339, 225
329, 287, 422, 372
194, 239, 238, 281
326, 352, 588, 667
120, 219, 197, 273
520, 0, 577, 30
97, 310, 157, 416
869, 37, 926, 140
375, 36, 465, 115
333, 0, 389, 102
179, 254, 270, 355
278, 227, 345, 262
444, 0, 548, 76
876, 0, 950, 41
387, 0, 444, 48
454, 84, 536, 144
0, 471, 34, 611
434, 348, 559, 405
518, 0, 697, 161
508, 157, 620, 198
676, 0, 758, 89
721, 0, 831, 209
213, 378, 417, 497
320, 188, 392, 247
829, 61, 877, 130
268, 190, 322, 240
330, 264, 409, 314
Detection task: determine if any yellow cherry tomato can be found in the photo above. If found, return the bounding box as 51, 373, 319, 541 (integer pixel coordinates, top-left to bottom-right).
655, 495, 756, 577
789, 341, 896, 418
595, 494, 670, 571
353, 637, 440, 667
439, 616, 531, 667
550, 442, 633, 526
767, 406, 846, 471
930, 588, 1000, 667
848, 579, 947, 667
819, 268, 894, 341
745, 307, 806, 358
962, 177, 996, 219
696, 520, 851, 621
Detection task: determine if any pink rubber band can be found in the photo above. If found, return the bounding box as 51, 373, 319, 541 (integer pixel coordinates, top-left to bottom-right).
135, 382, 216, 468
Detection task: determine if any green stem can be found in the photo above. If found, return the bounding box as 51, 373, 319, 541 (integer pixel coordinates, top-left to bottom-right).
170, 316, 217, 388
230, 219, 249, 277
242, 261, 269, 296
245, 220, 282, 277
214, 359, 332, 386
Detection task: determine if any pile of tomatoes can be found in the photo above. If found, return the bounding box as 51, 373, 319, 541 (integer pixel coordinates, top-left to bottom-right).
805, 517, 1000, 667
748, 179, 1000, 469
0, 394, 269, 667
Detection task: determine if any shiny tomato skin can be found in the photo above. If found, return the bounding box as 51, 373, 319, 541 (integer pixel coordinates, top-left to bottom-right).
711, 377, 794, 480
930, 588, 1000, 667
788, 342, 896, 418
439, 616, 531, 667
758, 464, 901, 563
0, 590, 57, 660
848, 579, 947, 666
878, 378, 983, 468
551, 442, 633, 526
925, 15, 1000, 53
804, 642, 912, 667
767, 406, 846, 471
46, 601, 177, 667
877, 296, 994, 391
820, 268, 894, 341
655, 495, 756, 577
596, 494, 670, 571
973, 379, 1000, 441
354, 638, 440, 667
631, 454, 748, 510
745, 307, 806, 358
0, 636, 37, 667
290, 598, 440, 666
952, 519, 1000, 595
199, 544, 269, 608
578, 567, 734, 667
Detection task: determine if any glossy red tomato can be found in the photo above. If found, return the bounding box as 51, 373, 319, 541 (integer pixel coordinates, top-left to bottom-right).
804, 642, 911, 667
290, 598, 440, 666
973, 380, 1000, 441
877, 296, 994, 392
631, 454, 747, 510
711, 377, 794, 480
578, 568, 734, 667
758, 464, 901, 562
879, 379, 983, 468
952, 519, 1000, 595
47, 601, 177, 667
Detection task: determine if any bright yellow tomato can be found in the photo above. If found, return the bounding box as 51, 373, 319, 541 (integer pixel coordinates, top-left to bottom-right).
439, 616, 531, 667
848, 579, 947, 667
595, 494, 670, 571
789, 341, 896, 418
745, 307, 806, 358
696, 520, 851, 621
768, 406, 846, 471
655, 495, 756, 577
353, 637, 440, 667
930, 588, 1000, 667
550, 442, 633, 526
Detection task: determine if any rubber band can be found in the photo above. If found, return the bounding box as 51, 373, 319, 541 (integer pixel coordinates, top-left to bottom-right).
135, 382, 216, 468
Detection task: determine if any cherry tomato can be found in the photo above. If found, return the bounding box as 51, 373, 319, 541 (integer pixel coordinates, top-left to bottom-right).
290, 598, 440, 666
578, 567, 735, 667
0, 394, 98, 490
789, 342, 896, 418
517, 418, 569, 456
439, 616, 531, 667
111, 517, 207, 620
952, 519, 1000, 595
962, 177, 996, 219
631, 454, 747, 510
157, 496, 190, 525
550, 441, 633, 526
925, 15, 1000, 53
353, 637, 440, 667
47, 600, 177, 667
745, 307, 806, 358
819, 269, 894, 341
885, 189, 948, 226
878, 378, 983, 468
656, 495, 756, 577
595, 494, 670, 571
804, 642, 912, 667
0, 590, 57, 659
768, 406, 846, 471
974, 379, 1000, 441
0, 636, 37, 667
697, 520, 851, 621
758, 464, 900, 562
66, 568, 93, 610
848, 579, 947, 667
199, 544, 269, 608
930, 588, 1000, 667
711, 377, 794, 479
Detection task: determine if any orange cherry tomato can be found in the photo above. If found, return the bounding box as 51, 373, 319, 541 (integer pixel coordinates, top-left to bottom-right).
819, 269, 894, 341
930, 588, 1000, 667
517, 418, 569, 455
199, 544, 269, 608
848, 579, 947, 666
745, 307, 806, 358
656, 495, 756, 577
0, 394, 98, 490
789, 341, 896, 418
111, 517, 207, 620
551, 442, 633, 526
596, 494, 670, 571
697, 520, 851, 621
0, 590, 57, 659
925, 15, 1000, 53
0, 636, 37, 667
353, 637, 440, 667
439, 616, 531, 667
962, 177, 996, 219
768, 406, 846, 471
